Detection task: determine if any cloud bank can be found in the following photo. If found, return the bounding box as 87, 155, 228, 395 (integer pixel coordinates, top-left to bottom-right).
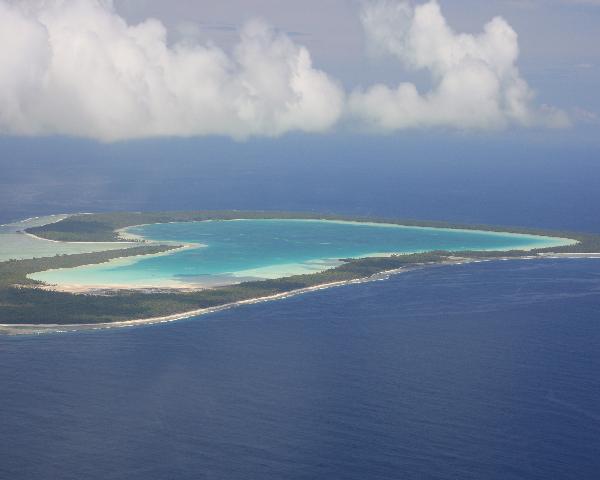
349, 0, 569, 131
0, 0, 567, 141
0, 0, 344, 141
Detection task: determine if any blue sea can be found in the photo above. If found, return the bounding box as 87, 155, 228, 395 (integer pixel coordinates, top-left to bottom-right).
2, 260, 599, 479
1, 135, 600, 479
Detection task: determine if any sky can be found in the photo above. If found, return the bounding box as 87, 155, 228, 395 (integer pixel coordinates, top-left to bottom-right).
0, 0, 598, 141
1, 1, 600, 227
116, 0, 600, 114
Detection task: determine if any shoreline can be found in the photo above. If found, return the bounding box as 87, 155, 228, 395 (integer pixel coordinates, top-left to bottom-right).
26, 241, 205, 287
23, 231, 138, 246
24, 218, 578, 292
0, 259, 463, 335
3, 253, 600, 336
3, 211, 598, 335
119, 218, 578, 249
122, 218, 578, 246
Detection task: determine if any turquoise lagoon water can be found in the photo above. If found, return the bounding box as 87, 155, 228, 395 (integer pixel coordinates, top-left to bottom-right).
29, 219, 574, 288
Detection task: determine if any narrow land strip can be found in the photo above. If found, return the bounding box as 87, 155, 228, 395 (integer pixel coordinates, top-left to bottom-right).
1, 211, 598, 333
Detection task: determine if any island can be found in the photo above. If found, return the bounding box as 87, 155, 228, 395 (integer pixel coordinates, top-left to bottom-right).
1, 210, 599, 335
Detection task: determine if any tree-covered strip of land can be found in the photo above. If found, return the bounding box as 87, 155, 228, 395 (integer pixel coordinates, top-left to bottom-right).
25, 210, 600, 252
0, 244, 179, 289
2, 210, 599, 327
0, 252, 446, 325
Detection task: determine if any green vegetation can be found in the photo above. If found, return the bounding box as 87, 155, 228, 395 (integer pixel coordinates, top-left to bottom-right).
27, 210, 600, 251
0, 244, 178, 288
27, 210, 600, 252
26, 211, 332, 241
0, 251, 444, 325
0, 210, 597, 328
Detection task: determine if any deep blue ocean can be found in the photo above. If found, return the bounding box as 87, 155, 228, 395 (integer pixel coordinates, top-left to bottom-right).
1, 135, 600, 479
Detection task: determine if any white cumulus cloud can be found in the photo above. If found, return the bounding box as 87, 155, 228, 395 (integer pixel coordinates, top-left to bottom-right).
349, 0, 569, 131
0, 0, 570, 141
0, 0, 344, 141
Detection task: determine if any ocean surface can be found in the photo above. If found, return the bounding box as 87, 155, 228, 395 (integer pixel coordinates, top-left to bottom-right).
29, 219, 572, 287
2, 259, 599, 479
1, 135, 600, 479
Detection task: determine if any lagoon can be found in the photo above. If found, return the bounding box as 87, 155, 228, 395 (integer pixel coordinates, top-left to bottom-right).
28, 219, 574, 289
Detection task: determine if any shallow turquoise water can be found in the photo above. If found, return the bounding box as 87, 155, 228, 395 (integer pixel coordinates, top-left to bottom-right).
0, 215, 137, 261
29, 219, 574, 287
